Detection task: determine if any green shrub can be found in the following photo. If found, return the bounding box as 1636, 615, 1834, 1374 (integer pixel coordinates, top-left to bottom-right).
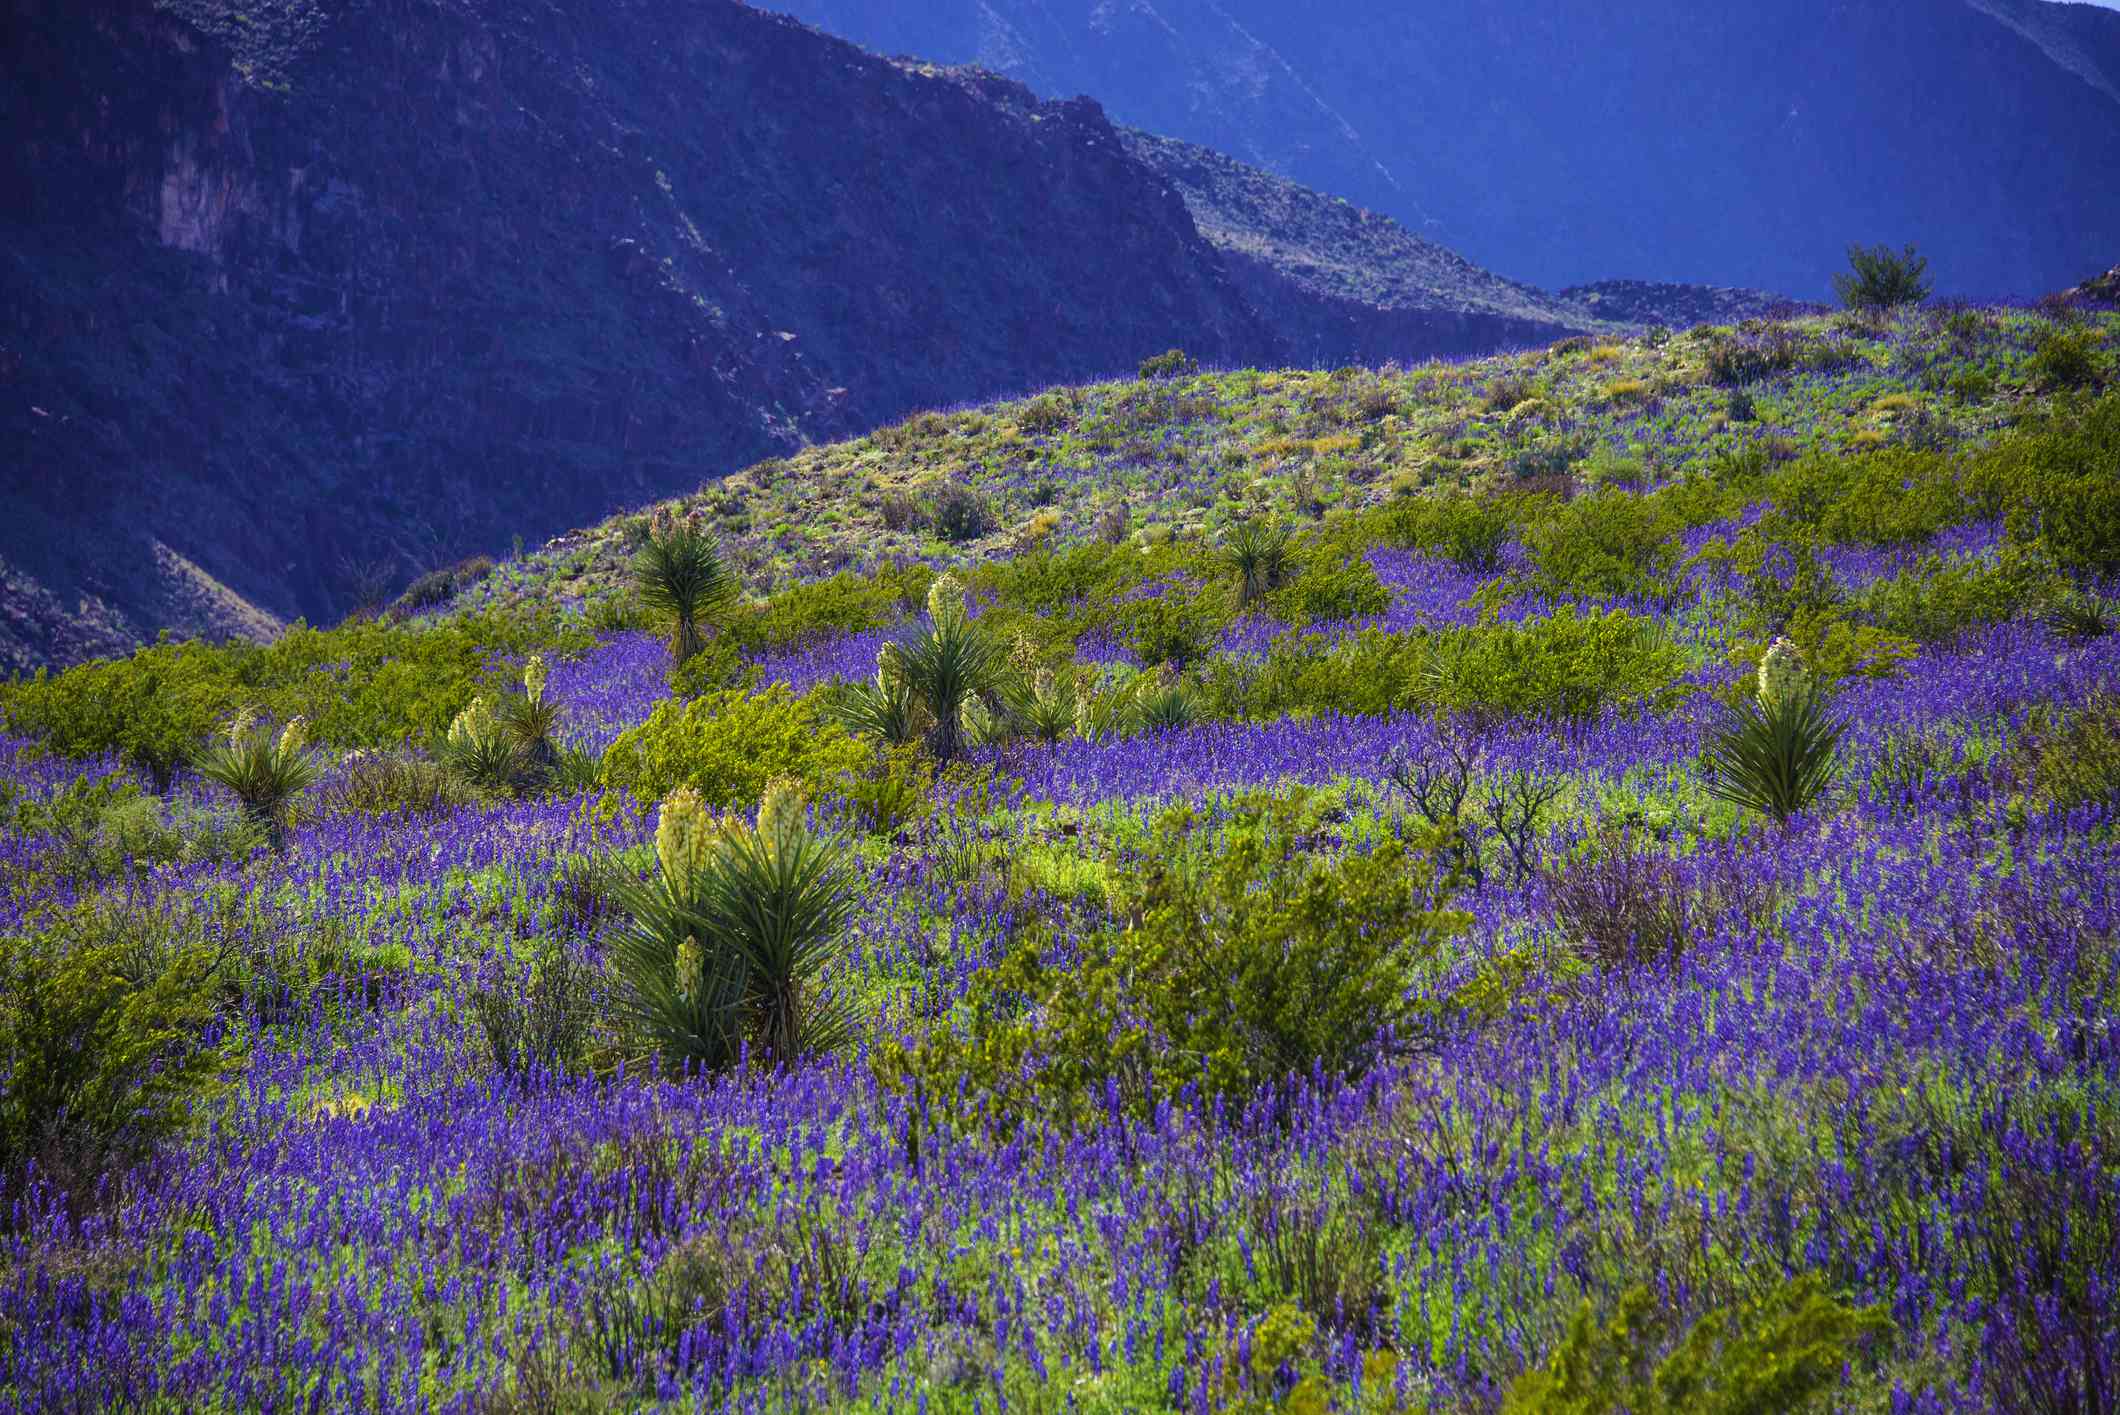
928, 483, 997, 543
1832, 242, 1931, 310
889, 790, 1468, 1121
728, 565, 928, 656
1522, 489, 1681, 601
1503, 1274, 1891, 1415
0, 613, 584, 762
1380, 490, 1513, 573
1811, 450, 1963, 546
1946, 364, 1996, 402
599, 686, 868, 809
0, 643, 229, 790
473, 939, 594, 1085
2020, 693, 2120, 815
1857, 548, 2054, 645
2029, 327, 2102, 391
1969, 393, 2120, 578
1138, 348, 1196, 380
320, 750, 471, 818
1, 906, 233, 1215
1115, 579, 1230, 671
1267, 553, 1391, 624
393, 555, 494, 614
1427, 608, 1685, 723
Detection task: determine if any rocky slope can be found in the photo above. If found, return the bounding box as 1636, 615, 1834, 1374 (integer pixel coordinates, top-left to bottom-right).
1121, 132, 1611, 365
769, 0, 2120, 301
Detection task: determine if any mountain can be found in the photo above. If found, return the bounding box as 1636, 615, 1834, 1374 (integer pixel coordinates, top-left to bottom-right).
4, 0, 1716, 676
0, 0, 1275, 672
763, 0, 2120, 301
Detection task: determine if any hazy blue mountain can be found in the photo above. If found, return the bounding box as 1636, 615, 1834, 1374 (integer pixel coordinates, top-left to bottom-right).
764, 0, 2120, 299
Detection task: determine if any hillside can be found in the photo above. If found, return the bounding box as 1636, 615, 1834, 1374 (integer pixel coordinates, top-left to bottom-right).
767, 0, 2120, 300
3, 298, 2118, 1408
439, 303, 2117, 629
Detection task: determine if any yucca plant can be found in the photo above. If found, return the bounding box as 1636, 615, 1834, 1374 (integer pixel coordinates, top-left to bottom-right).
1136, 680, 1200, 733
1705, 639, 1846, 824
889, 575, 1011, 764
609, 783, 858, 1073
495, 654, 563, 775
439, 696, 526, 797
193, 708, 318, 848
2045, 589, 2114, 641
1224, 519, 1295, 608
633, 512, 739, 665
835, 650, 929, 748
1017, 669, 1076, 746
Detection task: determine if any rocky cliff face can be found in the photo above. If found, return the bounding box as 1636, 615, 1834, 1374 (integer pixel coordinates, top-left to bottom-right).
0, 0, 1284, 671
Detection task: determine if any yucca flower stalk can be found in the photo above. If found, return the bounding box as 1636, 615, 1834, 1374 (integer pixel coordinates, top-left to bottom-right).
1706, 638, 1846, 824
193, 708, 318, 849
632, 511, 739, 665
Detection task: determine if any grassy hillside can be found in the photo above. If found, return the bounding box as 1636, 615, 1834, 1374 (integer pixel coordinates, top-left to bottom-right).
448, 303, 2113, 623
2, 300, 2118, 1409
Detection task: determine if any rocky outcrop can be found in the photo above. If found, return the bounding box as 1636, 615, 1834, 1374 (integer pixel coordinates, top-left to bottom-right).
2062, 265, 2120, 308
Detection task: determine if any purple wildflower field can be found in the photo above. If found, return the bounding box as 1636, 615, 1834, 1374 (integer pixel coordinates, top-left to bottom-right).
4, 310, 2119, 1413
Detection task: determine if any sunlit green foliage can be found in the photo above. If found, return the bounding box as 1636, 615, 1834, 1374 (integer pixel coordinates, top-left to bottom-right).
599, 687, 868, 809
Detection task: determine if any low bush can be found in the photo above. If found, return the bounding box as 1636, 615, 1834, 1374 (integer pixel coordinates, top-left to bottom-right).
2029, 326, 2102, 392
473, 939, 595, 1085
1266, 553, 1391, 625
1807, 449, 1963, 546
1857, 548, 2053, 645
599, 686, 868, 809
2018, 693, 2120, 815
1504, 1273, 1891, 1414
1832, 242, 1931, 311
1138, 348, 1196, 380
1522, 489, 1681, 601
1970, 393, 2120, 578
1427, 608, 1686, 723
1, 905, 234, 1217
1380, 489, 1513, 573
928, 483, 997, 543
392, 556, 495, 614
321, 750, 471, 818
887, 790, 1468, 1122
